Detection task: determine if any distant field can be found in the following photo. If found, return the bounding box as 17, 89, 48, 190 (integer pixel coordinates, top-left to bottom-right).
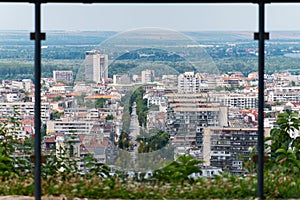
0, 30, 300, 81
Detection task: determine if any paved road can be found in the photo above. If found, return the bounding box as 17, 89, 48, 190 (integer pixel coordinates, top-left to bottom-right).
129, 101, 139, 139
129, 102, 140, 169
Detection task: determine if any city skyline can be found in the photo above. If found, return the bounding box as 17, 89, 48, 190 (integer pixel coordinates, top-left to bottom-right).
1, 3, 300, 31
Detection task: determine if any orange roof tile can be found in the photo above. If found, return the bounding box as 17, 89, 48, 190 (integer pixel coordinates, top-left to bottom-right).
85, 95, 112, 99
44, 137, 56, 143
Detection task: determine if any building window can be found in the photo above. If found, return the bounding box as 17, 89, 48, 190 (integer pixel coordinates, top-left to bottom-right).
70, 145, 74, 157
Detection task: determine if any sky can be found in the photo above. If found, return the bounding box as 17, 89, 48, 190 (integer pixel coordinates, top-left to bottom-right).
0, 3, 299, 32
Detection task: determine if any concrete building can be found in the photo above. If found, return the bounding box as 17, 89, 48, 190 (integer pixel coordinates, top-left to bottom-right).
46, 120, 95, 134
161, 74, 177, 89
165, 93, 228, 160
203, 127, 270, 174
211, 92, 258, 109
0, 102, 50, 121
178, 72, 208, 93
56, 135, 81, 158
266, 86, 300, 102
146, 90, 167, 112
141, 69, 155, 84
6, 93, 20, 102
85, 50, 108, 84
48, 85, 73, 94
113, 74, 130, 84
53, 70, 73, 83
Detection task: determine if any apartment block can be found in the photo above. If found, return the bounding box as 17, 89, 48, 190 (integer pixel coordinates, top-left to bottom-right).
211, 92, 258, 109
47, 120, 95, 134
266, 86, 300, 102
53, 70, 73, 83
178, 72, 204, 93
113, 74, 131, 84
141, 69, 155, 84
0, 102, 50, 121
85, 50, 108, 84
166, 93, 228, 160
203, 127, 270, 174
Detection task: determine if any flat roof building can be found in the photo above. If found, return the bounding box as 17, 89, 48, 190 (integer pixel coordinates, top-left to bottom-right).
85, 50, 108, 84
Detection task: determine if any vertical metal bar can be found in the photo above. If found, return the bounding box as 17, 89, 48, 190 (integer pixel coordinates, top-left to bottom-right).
34, 0, 42, 199
258, 0, 265, 199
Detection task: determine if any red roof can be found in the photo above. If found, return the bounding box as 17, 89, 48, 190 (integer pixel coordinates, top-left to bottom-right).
44, 136, 56, 143
66, 92, 81, 97
85, 94, 112, 99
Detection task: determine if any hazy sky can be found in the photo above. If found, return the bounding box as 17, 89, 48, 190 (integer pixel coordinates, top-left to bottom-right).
0, 3, 299, 32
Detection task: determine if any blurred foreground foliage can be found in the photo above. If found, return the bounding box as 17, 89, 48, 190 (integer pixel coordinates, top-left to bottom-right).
0, 110, 300, 199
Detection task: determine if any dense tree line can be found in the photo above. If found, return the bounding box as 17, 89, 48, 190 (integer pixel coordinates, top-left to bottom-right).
137, 131, 169, 153
129, 86, 148, 127
0, 60, 80, 82
118, 131, 130, 150
116, 48, 185, 62
3, 54, 300, 83
108, 62, 138, 78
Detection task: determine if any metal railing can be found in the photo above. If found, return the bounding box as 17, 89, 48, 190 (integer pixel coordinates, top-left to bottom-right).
0, 0, 298, 199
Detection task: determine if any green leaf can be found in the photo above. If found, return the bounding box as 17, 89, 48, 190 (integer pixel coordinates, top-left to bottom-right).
275, 148, 287, 154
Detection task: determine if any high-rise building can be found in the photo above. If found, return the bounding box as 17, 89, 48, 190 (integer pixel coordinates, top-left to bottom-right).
141, 69, 155, 84
53, 70, 73, 83
202, 127, 270, 174
165, 93, 228, 160
178, 71, 208, 93
85, 50, 108, 83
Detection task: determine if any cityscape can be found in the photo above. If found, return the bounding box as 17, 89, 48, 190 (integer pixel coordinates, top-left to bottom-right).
1, 0, 300, 198
0, 27, 300, 198
1, 28, 299, 176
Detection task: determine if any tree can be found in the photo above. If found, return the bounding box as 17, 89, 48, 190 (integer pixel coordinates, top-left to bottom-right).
265, 109, 300, 175
129, 86, 149, 127
153, 154, 203, 183
137, 131, 169, 153
0, 111, 33, 179
118, 131, 130, 150
51, 110, 64, 120
290, 81, 296, 86
53, 95, 63, 102
95, 98, 108, 108
106, 114, 114, 120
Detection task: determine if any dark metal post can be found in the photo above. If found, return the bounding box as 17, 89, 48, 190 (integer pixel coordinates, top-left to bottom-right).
258, 0, 265, 199
34, 0, 42, 199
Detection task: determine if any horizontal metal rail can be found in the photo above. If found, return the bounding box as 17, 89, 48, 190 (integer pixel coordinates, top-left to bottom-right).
0, 0, 297, 199
0, 0, 299, 4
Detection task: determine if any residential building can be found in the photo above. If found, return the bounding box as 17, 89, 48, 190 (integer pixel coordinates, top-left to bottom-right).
6, 93, 21, 102
46, 120, 95, 134
161, 74, 177, 89
53, 70, 73, 83
166, 93, 228, 160
56, 135, 81, 158
211, 92, 258, 109
141, 69, 155, 84
178, 71, 208, 93
0, 102, 50, 121
203, 127, 270, 174
113, 74, 131, 84
85, 50, 108, 84
267, 86, 300, 102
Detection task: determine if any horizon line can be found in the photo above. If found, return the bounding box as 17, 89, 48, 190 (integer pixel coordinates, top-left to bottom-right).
2, 29, 300, 32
